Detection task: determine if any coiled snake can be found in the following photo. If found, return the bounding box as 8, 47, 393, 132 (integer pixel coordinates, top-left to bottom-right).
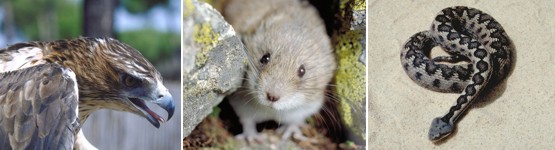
400, 6, 513, 141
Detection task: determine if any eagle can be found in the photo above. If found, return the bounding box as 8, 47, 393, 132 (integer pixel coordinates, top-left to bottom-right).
0, 37, 175, 149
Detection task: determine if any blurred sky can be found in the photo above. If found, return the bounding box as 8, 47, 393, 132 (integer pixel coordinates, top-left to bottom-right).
114, 0, 180, 33
0, 0, 181, 46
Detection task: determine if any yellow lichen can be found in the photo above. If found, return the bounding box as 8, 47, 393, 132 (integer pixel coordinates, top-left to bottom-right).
339, 0, 349, 17
340, 100, 353, 126
335, 30, 365, 103
334, 29, 366, 139
339, 0, 367, 16
183, 0, 194, 19
352, 0, 366, 11
199, 0, 214, 5
193, 23, 219, 67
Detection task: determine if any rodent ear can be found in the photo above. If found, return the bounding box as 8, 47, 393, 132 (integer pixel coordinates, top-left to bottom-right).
297, 65, 305, 77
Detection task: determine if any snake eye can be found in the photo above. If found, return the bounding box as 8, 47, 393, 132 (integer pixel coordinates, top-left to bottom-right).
297, 65, 305, 77
260, 53, 271, 65
122, 74, 141, 88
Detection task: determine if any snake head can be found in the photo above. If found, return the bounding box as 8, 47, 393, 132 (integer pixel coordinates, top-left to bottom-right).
429, 117, 454, 141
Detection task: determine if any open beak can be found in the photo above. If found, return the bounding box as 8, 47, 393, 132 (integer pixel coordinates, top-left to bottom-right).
129, 85, 175, 128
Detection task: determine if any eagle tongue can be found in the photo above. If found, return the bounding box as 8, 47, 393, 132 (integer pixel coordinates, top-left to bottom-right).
146, 108, 164, 123
129, 98, 164, 128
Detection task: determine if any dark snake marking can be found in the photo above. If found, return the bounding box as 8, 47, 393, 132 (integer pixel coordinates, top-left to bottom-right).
400, 6, 513, 141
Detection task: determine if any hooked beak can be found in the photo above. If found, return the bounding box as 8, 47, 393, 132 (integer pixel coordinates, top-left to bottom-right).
129, 85, 175, 128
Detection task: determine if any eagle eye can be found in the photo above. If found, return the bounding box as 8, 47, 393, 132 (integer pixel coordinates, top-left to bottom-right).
122, 74, 141, 88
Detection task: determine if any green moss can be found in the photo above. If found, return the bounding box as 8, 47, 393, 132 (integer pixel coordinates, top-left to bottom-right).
211, 141, 242, 150
334, 29, 366, 139
193, 23, 219, 67
209, 106, 221, 117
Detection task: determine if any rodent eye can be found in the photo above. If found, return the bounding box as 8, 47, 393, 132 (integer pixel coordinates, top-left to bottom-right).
297, 65, 305, 77
260, 53, 271, 65
122, 74, 141, 88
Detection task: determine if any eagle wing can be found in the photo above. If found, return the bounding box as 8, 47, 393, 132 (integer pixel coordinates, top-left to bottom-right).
0, 63, 79, 149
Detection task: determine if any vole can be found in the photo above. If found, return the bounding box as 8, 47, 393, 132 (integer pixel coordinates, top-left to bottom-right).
223, 0, 336, 142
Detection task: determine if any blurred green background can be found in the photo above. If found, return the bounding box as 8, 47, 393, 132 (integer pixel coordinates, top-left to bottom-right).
0, 0, 181, 149
1, 0, 180, 65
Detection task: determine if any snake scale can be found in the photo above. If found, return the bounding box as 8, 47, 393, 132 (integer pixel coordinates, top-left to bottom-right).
400, 6, 513, 141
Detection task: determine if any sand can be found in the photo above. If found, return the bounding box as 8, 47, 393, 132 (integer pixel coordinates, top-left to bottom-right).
367, 0, 555, 149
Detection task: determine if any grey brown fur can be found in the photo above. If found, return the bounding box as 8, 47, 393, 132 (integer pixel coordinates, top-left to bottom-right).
224, 0, 336, 142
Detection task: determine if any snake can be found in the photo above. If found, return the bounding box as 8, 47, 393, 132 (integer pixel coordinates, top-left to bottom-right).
400, 6, 513, 141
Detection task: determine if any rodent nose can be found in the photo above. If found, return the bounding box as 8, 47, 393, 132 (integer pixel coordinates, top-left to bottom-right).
266, 93, 280, 102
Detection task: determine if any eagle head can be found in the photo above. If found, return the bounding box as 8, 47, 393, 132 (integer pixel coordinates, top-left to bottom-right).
47, 37, 175, 128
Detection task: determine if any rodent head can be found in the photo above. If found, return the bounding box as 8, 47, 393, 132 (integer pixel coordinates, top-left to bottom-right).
242, 11, 336, 110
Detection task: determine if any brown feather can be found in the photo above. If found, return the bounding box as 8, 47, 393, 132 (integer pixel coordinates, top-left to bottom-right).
0, 64, 79, 149
0, 37, 172, 149
0, 37, 161, 119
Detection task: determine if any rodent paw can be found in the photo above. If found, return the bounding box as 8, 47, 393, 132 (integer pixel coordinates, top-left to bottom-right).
277, 124, 317, 143
235, 132, 267, 144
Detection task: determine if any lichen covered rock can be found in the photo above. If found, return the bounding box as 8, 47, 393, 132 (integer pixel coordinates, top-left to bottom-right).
182, 0, 247, 137
335, 0, 367, 144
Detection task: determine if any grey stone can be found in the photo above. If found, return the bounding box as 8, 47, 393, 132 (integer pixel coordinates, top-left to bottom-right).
353, 9, 367, 65
182, 1, 247, 137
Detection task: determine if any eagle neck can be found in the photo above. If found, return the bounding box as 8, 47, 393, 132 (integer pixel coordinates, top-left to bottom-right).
77, 104, 98, 125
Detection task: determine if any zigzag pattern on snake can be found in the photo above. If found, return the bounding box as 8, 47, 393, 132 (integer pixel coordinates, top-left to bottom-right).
400, 6, 513, 141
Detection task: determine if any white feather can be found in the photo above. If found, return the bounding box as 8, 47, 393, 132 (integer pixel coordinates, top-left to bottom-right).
0, 47, 45, 73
